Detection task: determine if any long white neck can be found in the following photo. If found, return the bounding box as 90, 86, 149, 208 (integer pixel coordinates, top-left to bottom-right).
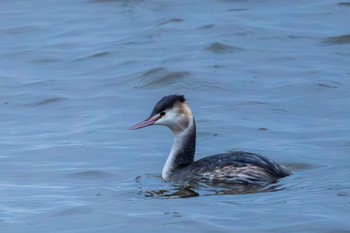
162, 118, 196, 181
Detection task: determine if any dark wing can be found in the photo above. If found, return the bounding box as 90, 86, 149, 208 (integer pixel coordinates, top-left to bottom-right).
178, 151, 291, 184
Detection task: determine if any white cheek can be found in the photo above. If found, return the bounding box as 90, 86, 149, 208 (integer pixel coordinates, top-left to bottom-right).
154, 110, 190, 134
155, 111, 178, 127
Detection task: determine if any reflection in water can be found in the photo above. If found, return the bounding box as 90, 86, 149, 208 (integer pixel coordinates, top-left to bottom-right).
136, 175, 285, 198
142, 185, 199, 198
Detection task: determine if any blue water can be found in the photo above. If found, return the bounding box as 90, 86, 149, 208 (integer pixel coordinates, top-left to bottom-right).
1, 0, 350, 232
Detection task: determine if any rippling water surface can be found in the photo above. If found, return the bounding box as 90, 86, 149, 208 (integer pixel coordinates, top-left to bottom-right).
1, 0, 350, 232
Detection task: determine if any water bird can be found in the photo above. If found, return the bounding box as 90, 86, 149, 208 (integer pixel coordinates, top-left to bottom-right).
130, 95, 291, 185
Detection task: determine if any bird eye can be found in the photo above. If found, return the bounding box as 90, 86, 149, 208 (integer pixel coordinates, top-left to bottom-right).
160, 112, 166, 116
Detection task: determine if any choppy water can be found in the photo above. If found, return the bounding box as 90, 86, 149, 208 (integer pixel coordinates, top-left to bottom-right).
1, 0, 350, 232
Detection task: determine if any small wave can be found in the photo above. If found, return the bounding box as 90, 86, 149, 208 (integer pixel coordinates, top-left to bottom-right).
323, 34, 350, 44
157, 18, 184, 26
136, 67, 190, 89
317, 80, 342, 89
205, 42, 243, 54
51, 206, 93, 216
32, 97, 67, 106
200, 24, 215, 29
32, 58, 61, 64
73, 51, 111, 61
338, 2, 350, 7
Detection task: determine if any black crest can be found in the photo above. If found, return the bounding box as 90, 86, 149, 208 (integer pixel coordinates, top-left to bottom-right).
150, 95, 186, 117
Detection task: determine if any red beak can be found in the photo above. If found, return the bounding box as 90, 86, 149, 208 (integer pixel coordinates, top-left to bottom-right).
129, 117, 159, 130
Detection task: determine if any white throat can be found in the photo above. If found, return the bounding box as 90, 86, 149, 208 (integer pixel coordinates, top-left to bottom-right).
162, 119, 196, 181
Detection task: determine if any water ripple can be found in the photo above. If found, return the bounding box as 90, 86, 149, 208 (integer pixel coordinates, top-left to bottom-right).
51, 205, 94, 217
73, 51, 111, 61
135, 67, 191, 89
32, 97, 67, 106
338, 2, 350, 7
157, 18, 184, 26
323, 34, 350, 44
66, 170, 116, 180
205, 42, 243, 54
135, 174, 286, 198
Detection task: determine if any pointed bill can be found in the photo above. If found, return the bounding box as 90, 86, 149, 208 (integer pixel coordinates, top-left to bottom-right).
129, 117, 159, 130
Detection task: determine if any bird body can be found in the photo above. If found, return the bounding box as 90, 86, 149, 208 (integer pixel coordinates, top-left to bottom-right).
165, 151, 291, 184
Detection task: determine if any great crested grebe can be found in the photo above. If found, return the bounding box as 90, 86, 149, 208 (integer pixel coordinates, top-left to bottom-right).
130, 95, 291, 184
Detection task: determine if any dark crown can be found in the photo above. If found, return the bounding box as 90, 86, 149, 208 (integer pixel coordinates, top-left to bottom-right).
150, 95, 186, 117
